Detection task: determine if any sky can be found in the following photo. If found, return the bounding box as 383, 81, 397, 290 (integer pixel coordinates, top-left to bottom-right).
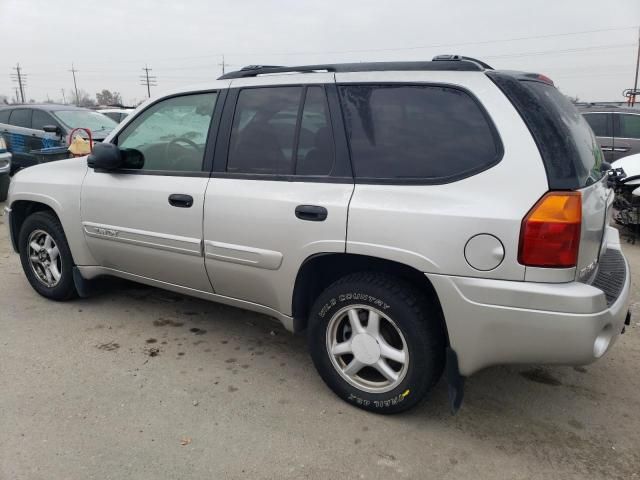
0, 0, 638, 105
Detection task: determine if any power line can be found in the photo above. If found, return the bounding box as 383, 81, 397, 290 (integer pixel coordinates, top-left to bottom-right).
10, 63, 26, 103
218, 55, 231, 75
140, 65, 157, 98
69, 63, 79, 105
20, 25, 640, 69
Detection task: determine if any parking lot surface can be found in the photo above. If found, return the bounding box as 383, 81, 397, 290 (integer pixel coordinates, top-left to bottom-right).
1, 203, 639, 480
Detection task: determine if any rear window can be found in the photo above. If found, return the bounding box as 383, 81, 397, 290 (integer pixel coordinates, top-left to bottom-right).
9, 109, 31, 128
338, 84, 501, 181
488, 72, 604, 189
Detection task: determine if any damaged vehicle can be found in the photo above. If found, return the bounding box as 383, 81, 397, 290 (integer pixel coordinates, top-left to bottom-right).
4, 57, 631, 413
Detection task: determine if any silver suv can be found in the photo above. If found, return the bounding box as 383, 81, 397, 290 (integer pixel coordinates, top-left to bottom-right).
4, 57, 631, 414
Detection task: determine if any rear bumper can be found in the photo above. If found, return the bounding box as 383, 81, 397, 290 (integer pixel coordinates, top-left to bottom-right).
428, 241, 631, 376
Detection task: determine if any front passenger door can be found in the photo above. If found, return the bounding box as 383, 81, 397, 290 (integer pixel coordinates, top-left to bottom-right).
81, 91, 223, 292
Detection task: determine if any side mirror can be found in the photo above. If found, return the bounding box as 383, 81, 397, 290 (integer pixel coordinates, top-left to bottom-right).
601, 161, 612, 172
87, 142, 123, 170
42, 125, 61, 135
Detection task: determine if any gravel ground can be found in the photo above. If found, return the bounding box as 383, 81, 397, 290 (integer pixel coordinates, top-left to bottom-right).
1, 202, 639, 480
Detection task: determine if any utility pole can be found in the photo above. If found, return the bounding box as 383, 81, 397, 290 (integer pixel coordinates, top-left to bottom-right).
632, 26, 640, 107
218, 55, 230, 75
10, 63, 26, 103
140, 65, 157, 98
69, 63, 79, 105
61, 88, 67, 104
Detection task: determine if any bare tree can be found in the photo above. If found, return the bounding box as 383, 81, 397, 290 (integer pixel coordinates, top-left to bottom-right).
96, 89, 123, 106
76, 89, 96, 108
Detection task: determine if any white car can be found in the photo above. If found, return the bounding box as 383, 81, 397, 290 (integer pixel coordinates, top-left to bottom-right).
613, 153, 640, 186
4, 57, 631, 413
97, 108, 134, 123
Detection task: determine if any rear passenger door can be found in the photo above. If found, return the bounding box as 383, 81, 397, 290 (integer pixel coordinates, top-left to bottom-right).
203, 76, 354, 315
612, 112, 640, 161
582, 112, 614, 162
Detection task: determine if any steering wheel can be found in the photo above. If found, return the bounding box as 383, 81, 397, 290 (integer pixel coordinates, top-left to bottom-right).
165, 137, 200, 169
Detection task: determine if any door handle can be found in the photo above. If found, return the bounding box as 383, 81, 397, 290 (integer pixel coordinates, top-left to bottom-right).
295, 205, 327, 221
168, 194, 194, 208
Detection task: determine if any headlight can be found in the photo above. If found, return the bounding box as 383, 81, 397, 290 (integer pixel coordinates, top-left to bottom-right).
0, 136, 7, 153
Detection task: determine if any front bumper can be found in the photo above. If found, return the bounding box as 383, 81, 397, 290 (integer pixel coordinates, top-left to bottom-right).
4, 206, 17, 253
428, 241, 631, 377
0, 151, 11, 175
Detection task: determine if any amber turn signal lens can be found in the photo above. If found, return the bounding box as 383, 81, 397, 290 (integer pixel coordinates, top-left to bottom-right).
518, 192, 582, 268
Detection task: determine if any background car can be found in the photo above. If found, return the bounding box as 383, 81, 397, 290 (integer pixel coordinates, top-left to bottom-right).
580, 106, 640, 162
0, 104, 117, 174
0, 136, 10, 201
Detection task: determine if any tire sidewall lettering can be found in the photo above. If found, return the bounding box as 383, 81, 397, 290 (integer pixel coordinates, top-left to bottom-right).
318, 293, 390, 318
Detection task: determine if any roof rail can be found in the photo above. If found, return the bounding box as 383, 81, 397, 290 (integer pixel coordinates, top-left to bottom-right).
218, 56, 490, 80
432, 55, 493, 70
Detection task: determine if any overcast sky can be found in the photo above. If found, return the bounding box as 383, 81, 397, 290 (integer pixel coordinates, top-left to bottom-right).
0, 0, 638, 105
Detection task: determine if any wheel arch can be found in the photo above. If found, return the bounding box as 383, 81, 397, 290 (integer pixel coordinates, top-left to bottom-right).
291, 252, 449, 341
8, 200, 61, 253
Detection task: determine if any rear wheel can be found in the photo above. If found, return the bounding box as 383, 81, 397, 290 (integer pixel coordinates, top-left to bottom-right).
18, 211, 77, 300
308, 272, 445, 414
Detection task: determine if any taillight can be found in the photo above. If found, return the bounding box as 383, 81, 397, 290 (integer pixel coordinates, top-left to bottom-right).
518, 191, 582, 268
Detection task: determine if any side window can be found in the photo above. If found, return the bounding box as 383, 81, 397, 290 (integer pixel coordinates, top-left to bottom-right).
583, 113, 611, 137
32, 110, 56, 131
227, 87, 301, 174
296, 86, 334, 175
117, 92, 217, 172
0, 109, 10, 124
617, 114, 640, 139
9, 109, 32, 129
339, 85, 501, 181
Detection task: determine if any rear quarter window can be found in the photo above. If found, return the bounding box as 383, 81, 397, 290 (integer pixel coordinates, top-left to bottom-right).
0, 109, 10, 124
487, 72, 604, 189
338, 84, 501, 182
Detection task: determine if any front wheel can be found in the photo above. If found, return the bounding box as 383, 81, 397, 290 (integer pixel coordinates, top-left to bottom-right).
18, 211, 77, 300
308, 273, 445, 414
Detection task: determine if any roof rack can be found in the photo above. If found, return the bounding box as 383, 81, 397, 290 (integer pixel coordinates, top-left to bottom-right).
218, 55, 492, 80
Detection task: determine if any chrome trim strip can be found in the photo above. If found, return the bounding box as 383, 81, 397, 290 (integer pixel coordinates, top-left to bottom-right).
82, 221, 202, 257
203, 240, 283, 270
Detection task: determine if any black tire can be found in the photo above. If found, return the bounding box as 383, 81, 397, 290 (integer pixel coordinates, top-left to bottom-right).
0, 174, 9, 202
18, 211, 77, 300
308, 272, 446, 414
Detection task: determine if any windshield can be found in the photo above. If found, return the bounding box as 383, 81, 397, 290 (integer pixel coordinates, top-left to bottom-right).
53, 110, 118, 135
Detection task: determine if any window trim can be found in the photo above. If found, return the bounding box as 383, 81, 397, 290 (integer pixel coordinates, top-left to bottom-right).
212, 83, 352, 182
613, 112, 640, 140
109, 89, 225, 176
336, 82, 505, 185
